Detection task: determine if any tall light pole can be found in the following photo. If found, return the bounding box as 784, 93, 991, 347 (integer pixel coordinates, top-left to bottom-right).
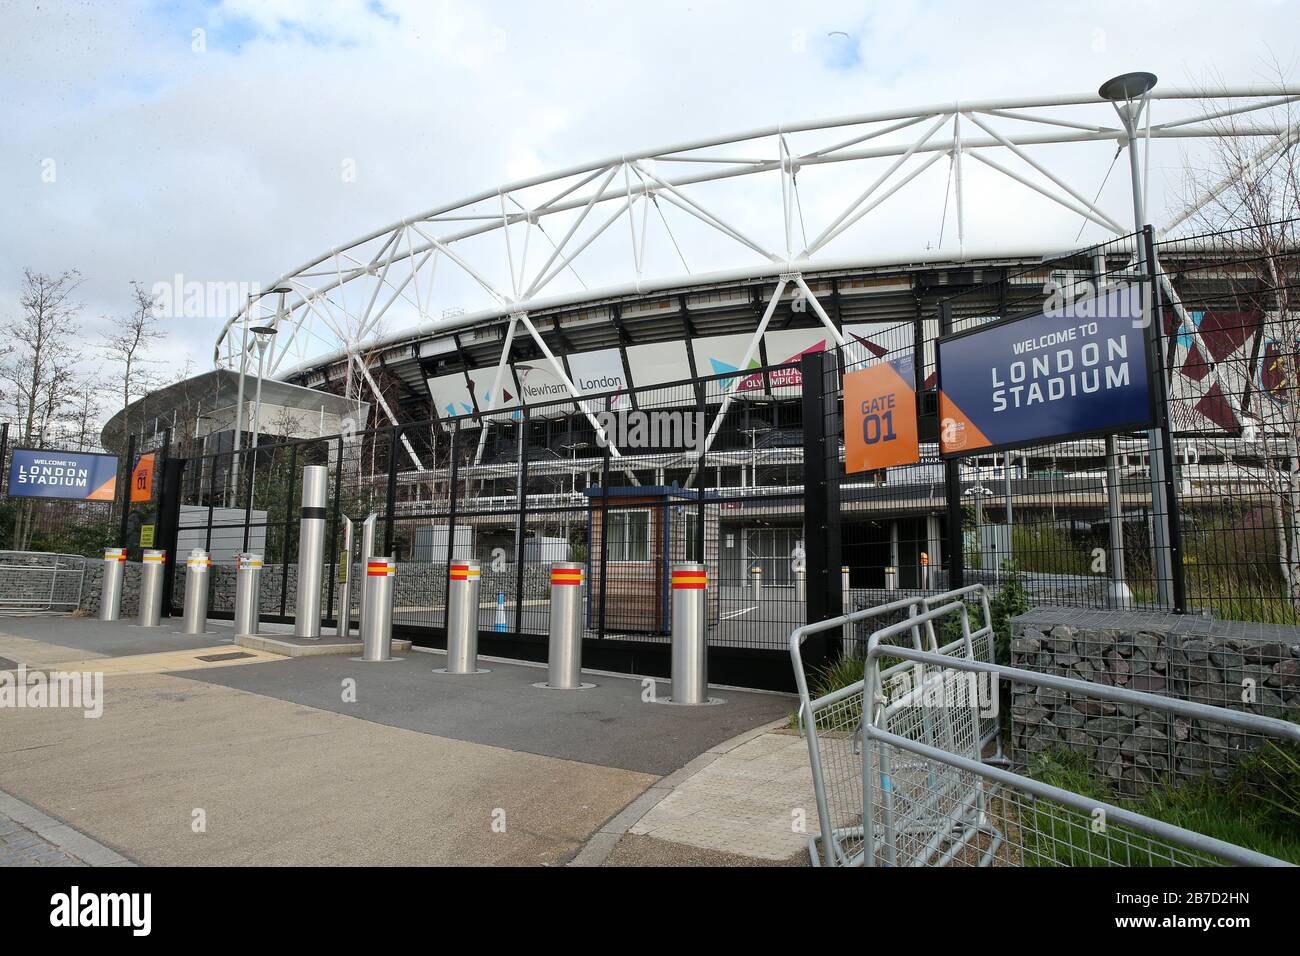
232, 287, 290, 496
249, 324, 278, 451
1100, 71, 1173, 607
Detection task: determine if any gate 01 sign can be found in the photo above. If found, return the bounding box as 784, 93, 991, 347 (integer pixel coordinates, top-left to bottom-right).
937, 285, 1155, 457
843, 354, 920, 474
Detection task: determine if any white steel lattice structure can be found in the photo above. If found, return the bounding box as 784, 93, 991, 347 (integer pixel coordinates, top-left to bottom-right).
214, 84, 1300, 453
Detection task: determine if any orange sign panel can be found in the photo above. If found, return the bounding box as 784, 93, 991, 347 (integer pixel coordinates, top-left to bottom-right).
130, 453, 155, 503
843, 358, 920, 474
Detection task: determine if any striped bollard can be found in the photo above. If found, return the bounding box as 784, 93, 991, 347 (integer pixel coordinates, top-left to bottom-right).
181, 549, 210, 635
100, 547, 127, 621
137, 550, 166, 627
436, 560, 488, 675
535, 562, 594, 690
665, 563, 721, 705
357, 557, 400, 662
234, 553, 263, 637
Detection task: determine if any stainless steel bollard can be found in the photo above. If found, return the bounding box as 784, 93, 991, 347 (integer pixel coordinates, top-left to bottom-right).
884, 565, 898, 591
234, 552, 262, 637
337, 516, 353, 638
750, 565, 762, 601
795, 567, 806, 603
138, 550, 166, 627
539, 563, 592, 689
841, 565, 852, 613
357, 512, 377, 640
100, 548, 127, 621
294, 465, 329, 639
181, 549, 210, 635
668, 563, 713, 704
359, 557, 398, 662
438, 560, 487, 674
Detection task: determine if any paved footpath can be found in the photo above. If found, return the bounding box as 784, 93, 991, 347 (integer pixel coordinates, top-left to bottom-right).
0, 789, 133, 867
0, 615, 793, 866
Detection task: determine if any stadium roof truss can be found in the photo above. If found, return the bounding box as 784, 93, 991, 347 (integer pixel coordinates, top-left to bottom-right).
214, 86, 1300, 470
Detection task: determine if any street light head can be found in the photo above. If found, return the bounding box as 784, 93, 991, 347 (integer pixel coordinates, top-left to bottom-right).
1098, 71, 1157, 102
250, 325, 278, 338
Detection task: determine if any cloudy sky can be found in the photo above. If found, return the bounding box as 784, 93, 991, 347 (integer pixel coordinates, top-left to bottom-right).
2, 0, 1296, 413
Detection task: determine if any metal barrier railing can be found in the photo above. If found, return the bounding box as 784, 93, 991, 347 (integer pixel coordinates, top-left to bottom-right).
0, 551, 87, 612
860, 603, 1300, 868
788, 584, 998, 867
792, 589, 1300, 867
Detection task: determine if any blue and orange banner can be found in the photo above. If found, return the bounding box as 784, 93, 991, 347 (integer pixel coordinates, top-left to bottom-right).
937, 286, 1153, 457
843, 354, 919, 474
7, 448, 118, 501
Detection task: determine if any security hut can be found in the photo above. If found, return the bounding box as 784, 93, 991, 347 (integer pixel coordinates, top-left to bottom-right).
584, 486, 720, 634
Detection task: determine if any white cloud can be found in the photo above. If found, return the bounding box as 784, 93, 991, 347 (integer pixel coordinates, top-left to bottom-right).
0, 0, 1295, 413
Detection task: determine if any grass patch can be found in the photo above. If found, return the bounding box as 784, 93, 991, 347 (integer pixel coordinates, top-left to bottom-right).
1023, 743, 1300, 866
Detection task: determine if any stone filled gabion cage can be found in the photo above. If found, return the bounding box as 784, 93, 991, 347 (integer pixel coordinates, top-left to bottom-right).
1010, 608, 1300, 795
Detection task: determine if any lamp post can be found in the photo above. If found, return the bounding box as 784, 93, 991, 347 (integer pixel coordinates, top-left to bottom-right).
232, 287, 290, 497
742, 424, 772, 490
249, 324, 279, 452
1099, 71, 1173, 607
560, 440, 589, 495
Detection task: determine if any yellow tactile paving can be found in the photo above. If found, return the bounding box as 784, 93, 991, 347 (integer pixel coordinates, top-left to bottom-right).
1, 645, 284, 677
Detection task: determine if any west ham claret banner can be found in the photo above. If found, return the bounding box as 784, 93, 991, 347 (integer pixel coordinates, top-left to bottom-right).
936, 285, 1156, 457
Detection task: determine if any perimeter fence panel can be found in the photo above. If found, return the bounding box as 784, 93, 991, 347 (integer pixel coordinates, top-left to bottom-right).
169, 360, 817, 684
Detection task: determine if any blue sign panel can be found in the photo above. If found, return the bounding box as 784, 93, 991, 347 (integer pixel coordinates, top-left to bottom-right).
937, 285, 1154, 457
7, 448, 120, 501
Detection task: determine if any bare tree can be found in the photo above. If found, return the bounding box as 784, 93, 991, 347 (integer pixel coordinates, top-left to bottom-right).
1, 268, 82, 446
0, 269, 86, 548
102, 280, 167, 444
63, 378, 105, 452
1174, 61, 1300, 603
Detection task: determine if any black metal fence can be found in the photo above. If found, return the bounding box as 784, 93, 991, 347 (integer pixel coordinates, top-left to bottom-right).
0, 424, 170, 559
162, 361, 813, 688
52, 215, 1297, 688
801, 219, 1300, 629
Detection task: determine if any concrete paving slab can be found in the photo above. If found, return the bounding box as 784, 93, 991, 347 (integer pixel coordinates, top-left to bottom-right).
627, 731, 817, 861
0, 614, 237, 662
174, 650, 795, 776
0, 669, 656, 866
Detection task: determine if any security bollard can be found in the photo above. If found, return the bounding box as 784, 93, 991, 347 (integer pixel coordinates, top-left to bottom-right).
536, 562, 593, 690
841, 565, 852, 613
138, 550, 166, 627
234, 552, 263, 637
884, 565, 898, 591
181, 549, 210, 635
750, 565, 762, 602
100, 548, 127, 621
357, 557, 400, 662
667, 563, 721, 705
795, 567, 806, 603
337, 516, 353, 639
357, 512, 377, 639
294, 465, 329, 639
437, 560, 487, 674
